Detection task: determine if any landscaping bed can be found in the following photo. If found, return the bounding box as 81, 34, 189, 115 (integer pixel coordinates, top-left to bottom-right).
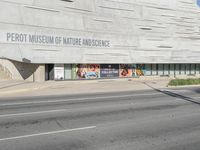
168, 78, 200, 86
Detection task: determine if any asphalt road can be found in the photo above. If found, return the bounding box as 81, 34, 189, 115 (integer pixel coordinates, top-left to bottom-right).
0, 87, 200, 150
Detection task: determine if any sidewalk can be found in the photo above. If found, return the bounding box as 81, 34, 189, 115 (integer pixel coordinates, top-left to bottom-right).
0, 77, 171, 97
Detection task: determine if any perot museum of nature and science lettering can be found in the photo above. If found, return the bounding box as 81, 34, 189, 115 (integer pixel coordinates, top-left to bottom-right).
1, 0, 200, 81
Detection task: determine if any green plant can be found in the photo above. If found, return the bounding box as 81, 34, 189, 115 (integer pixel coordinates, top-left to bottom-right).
168, 78, 200, 86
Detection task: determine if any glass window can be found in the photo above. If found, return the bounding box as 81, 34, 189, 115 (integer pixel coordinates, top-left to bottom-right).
158, 64, 164, 75
170, 64, 175, 76
191, 64, 195, 74
145, 64, 152, 76
64, 64, 72, 79
196, 64, 200, 74
152, 64, 157, 75
175, 64, 180, 75
180, 64, 186, 75
164, 64, 169, 75
186, 64, 191, 75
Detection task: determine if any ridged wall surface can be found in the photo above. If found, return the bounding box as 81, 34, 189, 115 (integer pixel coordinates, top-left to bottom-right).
0, 63, 11, 79
0, 0, 200, 64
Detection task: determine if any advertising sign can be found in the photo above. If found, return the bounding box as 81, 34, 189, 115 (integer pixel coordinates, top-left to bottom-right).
119, 64, 133, 77
54, 64, 64, 80
133, 64, 146, 77
74, 64, 100, 79
100, 64, 119, 78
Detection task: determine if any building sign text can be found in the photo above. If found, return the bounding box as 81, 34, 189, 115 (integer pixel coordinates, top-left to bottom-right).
5, 32, 110, 48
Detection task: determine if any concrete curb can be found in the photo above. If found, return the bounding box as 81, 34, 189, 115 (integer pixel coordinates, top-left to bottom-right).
167, 84, 200, 88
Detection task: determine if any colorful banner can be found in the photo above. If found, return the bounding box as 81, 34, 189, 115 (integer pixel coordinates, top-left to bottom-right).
119, 64, 133, 77
86, 64, 100, 79
71, 64, 146, 79
100, 64, 119, 78
133, 64, 146, 77
74, 64, 100, 79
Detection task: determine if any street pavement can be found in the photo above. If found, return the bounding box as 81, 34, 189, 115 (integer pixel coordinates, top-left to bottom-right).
0, 77, 170, 97
0, 82, 200, 150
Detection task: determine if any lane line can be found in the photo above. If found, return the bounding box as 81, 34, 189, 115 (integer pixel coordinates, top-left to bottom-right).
0, 99, 188, 119
0, 126, 96, 142
0, 93, 162, 107
0, 109, 66, 118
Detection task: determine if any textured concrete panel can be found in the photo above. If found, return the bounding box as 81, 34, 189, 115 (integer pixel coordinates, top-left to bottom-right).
0, 0, 200, 63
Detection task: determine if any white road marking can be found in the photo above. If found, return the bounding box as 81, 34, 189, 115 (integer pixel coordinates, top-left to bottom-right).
0, 126, 96, 142
0, 109, 66, 118
0, 93, 162, 107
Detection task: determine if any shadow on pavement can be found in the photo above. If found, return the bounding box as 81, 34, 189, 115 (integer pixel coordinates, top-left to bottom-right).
192, 88, 200, 94
143, 82, 200, 105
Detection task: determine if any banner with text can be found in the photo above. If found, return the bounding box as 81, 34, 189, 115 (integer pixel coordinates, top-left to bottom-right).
100, 64, 119, 78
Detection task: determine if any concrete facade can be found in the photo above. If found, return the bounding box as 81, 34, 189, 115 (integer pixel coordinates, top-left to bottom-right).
0, 59, 45, 81
0, 0, 200, 81
0, 0, 200, 64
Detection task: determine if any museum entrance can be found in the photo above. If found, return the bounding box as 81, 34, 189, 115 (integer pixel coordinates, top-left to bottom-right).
45, 64, 54, 80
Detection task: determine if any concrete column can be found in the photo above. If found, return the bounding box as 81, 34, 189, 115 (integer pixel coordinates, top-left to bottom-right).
33, 64, 45, 82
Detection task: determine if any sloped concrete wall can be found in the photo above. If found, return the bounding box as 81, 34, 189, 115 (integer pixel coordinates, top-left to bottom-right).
0, 59, 23, 80
0, 59, 45, 82
0, 0, 200, 64
0, 62, 12, 80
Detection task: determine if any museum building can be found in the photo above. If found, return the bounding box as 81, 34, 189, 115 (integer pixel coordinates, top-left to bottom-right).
1, 0, 200, 81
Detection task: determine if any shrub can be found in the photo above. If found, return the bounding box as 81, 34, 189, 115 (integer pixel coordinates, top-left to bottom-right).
168, 78, 200, 86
